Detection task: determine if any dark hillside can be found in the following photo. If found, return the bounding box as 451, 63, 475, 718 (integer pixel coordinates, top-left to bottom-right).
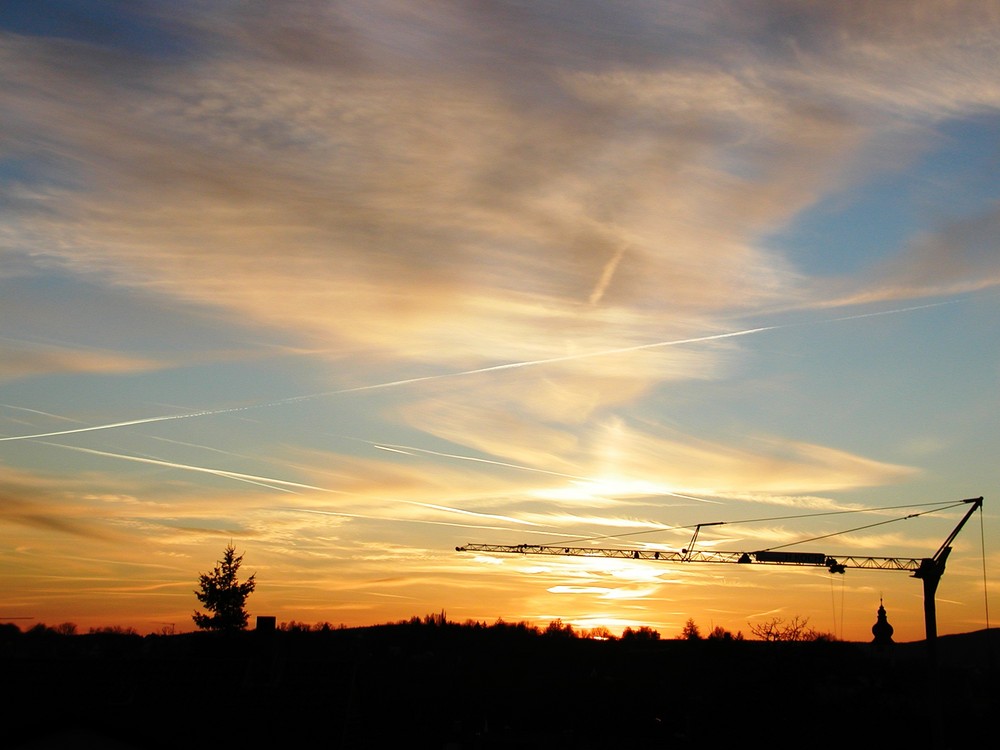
3, 622, 998, 749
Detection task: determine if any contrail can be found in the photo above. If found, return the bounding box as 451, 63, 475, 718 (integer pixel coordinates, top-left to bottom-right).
346, 438, 723, 504
36, 441, 541, 526
0, 300, 958, 443
825, 300, 958, 324
0, 404, 83, 423
411, 501, 543, 526
350, 437, 588, 481
589, 244, 627, 306
38, 442, 331, 494
0, 406, 258, 443
289, 507, 584, 537
372, 444, 417, 456
0, 325, 774, 442
326, 324, 780, 395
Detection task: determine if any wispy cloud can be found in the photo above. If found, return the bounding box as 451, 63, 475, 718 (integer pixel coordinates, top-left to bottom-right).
0, 338, 162, 383
0, 476, 118, 541
832, 207, 1000, 306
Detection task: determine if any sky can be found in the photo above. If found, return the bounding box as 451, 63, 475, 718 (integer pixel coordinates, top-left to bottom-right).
1, 1, 998, 642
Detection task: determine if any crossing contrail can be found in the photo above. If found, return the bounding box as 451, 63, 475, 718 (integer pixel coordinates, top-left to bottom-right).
0, 404, 83, 423
328, 325, 780, 394
357, 438, 588, 480
0, 326, 781, 442
37, 442, 334, 494
0, 406, 258, 443
0, 300, 958, 444
289, 507, 583, 537
355, 438, 716, 504
35, 441, 541, 526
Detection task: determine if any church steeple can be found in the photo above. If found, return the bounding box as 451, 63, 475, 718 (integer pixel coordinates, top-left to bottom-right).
871, 597, 894, 646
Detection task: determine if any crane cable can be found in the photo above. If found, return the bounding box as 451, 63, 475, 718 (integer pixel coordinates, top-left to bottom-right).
830, 572, 845, 640
979, 506, 991, 631
757, 505, 960, 553
543, 499, 968, 549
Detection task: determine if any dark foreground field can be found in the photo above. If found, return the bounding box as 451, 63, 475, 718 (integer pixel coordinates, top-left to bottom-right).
3, 623, 998, 749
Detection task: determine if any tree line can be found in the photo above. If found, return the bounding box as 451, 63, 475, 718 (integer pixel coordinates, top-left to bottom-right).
187, 543, 834, 642
2, 544, 836, 642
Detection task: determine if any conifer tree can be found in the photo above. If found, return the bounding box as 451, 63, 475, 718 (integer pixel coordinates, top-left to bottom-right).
193, 544, 256, 632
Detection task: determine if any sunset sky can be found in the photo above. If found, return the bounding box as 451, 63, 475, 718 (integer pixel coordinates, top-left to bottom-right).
2, 1, 998, 641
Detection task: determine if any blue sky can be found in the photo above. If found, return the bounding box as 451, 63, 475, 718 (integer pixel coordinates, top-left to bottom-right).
1, 1, 998, 639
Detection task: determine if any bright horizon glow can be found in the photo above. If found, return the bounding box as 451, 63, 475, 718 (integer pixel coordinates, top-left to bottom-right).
2, 1, 998, 641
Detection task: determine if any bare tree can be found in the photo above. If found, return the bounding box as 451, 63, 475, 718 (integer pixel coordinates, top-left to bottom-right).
748, 615, 834, 642
543, 619, 577, 638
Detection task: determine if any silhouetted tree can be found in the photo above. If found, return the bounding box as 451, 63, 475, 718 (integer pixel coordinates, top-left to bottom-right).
193, 544, 256, 632
748, 615, 833, 642
621, 625, 660, 641
424, 610, 448, 626
491, 618, 539, 635
679, 618, 702, 640
707, 625, 743, 641
88, 625, 137, 635
543, 619, 577, 638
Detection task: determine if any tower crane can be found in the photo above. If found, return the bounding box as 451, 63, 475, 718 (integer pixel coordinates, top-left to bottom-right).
457, 496, 984, 650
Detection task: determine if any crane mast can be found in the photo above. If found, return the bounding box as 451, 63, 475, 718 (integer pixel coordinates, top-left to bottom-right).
457, 496, 983, 648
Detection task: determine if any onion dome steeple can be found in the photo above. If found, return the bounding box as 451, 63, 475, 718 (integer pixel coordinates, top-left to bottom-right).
871, 598, 894, 646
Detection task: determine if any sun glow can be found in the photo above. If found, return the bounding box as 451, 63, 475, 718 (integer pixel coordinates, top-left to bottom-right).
531, 476, 696, 503
547, 584, 659, 600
